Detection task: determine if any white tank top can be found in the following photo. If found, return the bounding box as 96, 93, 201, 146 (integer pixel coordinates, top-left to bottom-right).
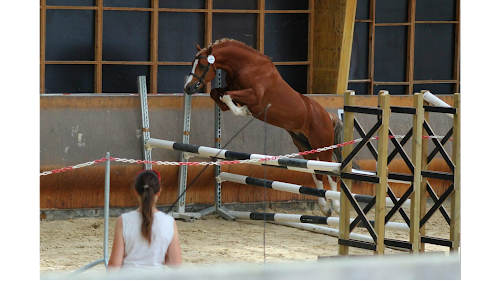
121, 211, 175, 270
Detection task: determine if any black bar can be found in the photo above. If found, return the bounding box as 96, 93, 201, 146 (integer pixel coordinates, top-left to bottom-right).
344, 105, 383, 115
277, 158, 309, 169
353, 194, 376, 204
224, 150, 253, 160
421, 170, 454, 181
341, 172, 379, 183
388, 172, 414, 182
172, 142, 200, 154
421, 236, 453, 247
423, 105, 456, 115
341, 119, 382, 170
250, 212, 275, 221
338, 239, 377, 251
245, 177, 274, 189
298, 186, 328, 198
300, 215, 329, 224
384, 238, 413, 250
390, 106, 417, 115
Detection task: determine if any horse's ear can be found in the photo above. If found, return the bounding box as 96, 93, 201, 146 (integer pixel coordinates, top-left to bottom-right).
196, 44, 202, 51
207, 46, 213, 55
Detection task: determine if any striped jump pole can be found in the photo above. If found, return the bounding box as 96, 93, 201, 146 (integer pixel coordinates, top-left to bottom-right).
270, 221, 375, 243
219, 172, 411, 209
229, 211, 409, 233
146, 138, 342, 173
146, 138, 411, 184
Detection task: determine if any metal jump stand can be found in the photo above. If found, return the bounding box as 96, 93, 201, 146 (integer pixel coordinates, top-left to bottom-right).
139, 72, 234, 221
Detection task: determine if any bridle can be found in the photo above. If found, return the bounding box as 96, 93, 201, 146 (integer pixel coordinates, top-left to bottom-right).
190, 55, 216, 89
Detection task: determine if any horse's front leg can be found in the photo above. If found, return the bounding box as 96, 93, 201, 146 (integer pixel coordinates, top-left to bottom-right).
210, 87, 230, 111
222, 88, 260, 116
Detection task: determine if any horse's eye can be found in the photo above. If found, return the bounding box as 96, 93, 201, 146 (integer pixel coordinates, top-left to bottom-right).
199, 64, 206, 69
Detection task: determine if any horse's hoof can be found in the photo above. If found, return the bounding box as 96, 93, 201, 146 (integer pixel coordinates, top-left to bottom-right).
321, 209, 332, 217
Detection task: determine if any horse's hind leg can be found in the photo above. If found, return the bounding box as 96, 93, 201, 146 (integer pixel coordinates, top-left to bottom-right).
311, 174, 333, 217
287, 131, 334, 216
327, 175, 341, 214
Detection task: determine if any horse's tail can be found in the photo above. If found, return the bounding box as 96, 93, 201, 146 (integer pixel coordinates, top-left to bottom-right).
330, 112, 361, 170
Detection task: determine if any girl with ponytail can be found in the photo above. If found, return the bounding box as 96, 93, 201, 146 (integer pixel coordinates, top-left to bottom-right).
108, 170, 182, 271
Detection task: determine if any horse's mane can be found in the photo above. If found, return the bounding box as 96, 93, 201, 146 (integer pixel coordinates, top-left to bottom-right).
197, 38, 269, 61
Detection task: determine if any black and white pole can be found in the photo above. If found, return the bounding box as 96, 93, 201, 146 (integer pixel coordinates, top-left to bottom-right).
228, 211, 409, 233
218, 172, 411, 209
146, 138, 342, 174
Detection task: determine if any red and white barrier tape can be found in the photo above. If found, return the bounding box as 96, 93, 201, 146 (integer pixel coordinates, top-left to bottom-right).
39, 135, 449, 176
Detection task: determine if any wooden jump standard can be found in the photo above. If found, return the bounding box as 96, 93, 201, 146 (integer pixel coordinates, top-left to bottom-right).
338, 90, 460, 255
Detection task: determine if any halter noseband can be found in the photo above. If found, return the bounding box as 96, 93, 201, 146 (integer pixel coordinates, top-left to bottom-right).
190, 55, 216, 89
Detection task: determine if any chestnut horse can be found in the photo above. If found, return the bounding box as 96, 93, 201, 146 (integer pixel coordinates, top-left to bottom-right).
184, 39, 349, 216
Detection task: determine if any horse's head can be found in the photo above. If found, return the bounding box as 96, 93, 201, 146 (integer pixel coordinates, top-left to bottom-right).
184, 44, 217, 95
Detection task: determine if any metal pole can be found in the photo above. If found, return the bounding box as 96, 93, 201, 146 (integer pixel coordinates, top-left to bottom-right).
69, 152, 111, 276
103, 152, 110, 267
177, 76, 191, 214
138, 76, 152, 170
214, 69, 222, 211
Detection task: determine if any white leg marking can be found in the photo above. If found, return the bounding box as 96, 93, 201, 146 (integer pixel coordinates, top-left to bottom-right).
184, 59, 199, 87
312, 175, 331, 216
221, 95, 251, 116
327, 175, 341, 215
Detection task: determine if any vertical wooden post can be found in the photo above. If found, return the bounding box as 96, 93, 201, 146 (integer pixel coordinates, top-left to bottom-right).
450, 93, 461, 250
368, 0, 375, 95
307, 0, 314, 93
312, 0, 357, 94
257, 0, 265, 54
204, 0, 213, 92
339, 90, 355, 255
419, 90, 430, 251
406, 0, 416, 95
410, 92, 424, 252
336, 0, 358, 95
40, 0, 46, 94
94, 0, 104, 93
454, 2, 461, 93
374, 90, 390, 254
150, 0, 159, 94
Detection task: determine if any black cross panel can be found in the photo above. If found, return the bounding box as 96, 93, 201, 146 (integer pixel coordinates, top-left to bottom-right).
340, 179, 378, 241
388, 128, 415, 173
420, 183, 455, 227
387, 127, 413, 164
428, 127, 453, 163
349, 196, 376, 232
424, 119, 455, 171
354, 117, 378, 160
426, 183, 451, 225
385, 184, 412, 226
341, 118, 382, 170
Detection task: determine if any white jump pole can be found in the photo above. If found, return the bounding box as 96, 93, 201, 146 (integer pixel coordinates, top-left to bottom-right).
146, 138, 341, 173
270, 221, 375, 243
229, 211, 410, 233
219, 172, 411, 209
422, 91, 454, 118
145, 138, 411, 184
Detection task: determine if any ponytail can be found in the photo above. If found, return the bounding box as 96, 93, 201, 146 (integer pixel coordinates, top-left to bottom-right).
134, 170, 161, 244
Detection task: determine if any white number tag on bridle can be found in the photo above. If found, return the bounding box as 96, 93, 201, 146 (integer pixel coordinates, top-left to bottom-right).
207, 55, 215, 64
